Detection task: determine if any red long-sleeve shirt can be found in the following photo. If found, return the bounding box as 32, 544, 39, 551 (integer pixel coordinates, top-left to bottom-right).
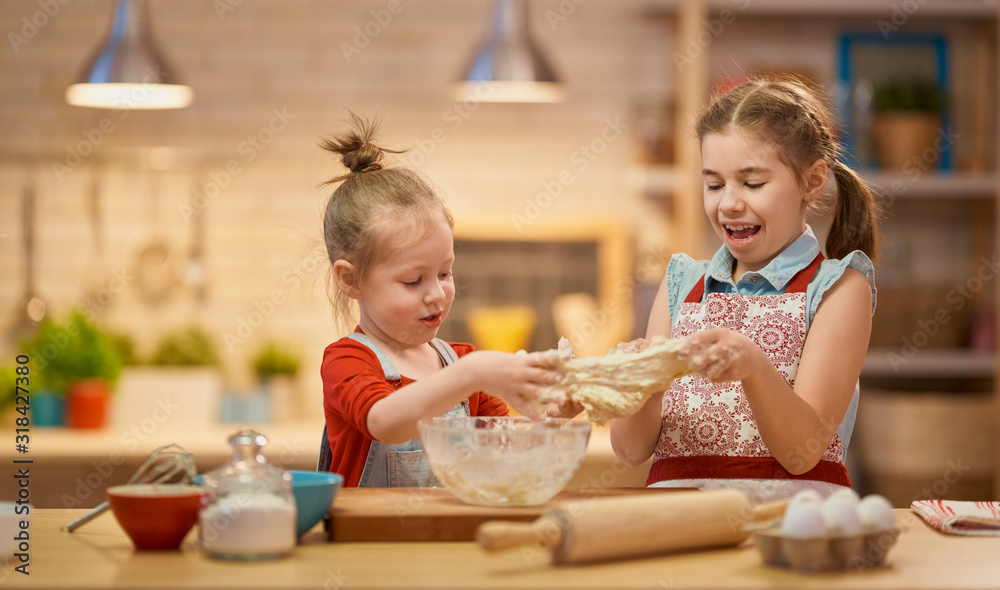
321, 335, 508, 487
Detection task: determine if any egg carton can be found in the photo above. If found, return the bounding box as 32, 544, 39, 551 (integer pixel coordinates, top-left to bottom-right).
751, 521, 901, 573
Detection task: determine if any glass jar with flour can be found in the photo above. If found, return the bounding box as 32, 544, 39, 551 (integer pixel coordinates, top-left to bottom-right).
198, 429, 296, 560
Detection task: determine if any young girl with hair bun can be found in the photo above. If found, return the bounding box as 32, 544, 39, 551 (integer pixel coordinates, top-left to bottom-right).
318, 114, 567, 487
610, 77, 881, 504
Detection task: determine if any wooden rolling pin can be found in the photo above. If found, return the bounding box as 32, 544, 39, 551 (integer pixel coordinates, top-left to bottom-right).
476, 489, 787, 565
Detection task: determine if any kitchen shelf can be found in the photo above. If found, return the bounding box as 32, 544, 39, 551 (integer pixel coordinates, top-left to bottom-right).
863, 172, 997, 201
863, 347, 995, 379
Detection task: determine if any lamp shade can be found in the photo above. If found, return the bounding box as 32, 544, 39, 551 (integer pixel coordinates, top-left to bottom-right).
456, 0, 563, 103
66, 0, 192, 109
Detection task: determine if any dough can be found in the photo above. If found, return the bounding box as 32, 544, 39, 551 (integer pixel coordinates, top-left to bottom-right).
547, 337, 693, 425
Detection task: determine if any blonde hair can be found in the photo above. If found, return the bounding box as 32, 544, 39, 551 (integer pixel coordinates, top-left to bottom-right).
319, 113, 454, 329
697, 77, 881, 264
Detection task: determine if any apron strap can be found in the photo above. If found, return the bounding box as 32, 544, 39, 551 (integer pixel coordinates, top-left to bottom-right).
785, 253, 825, 293
428, 338, 460, 366
317, 425, 333, 472
683, 253, 825, 303
346, 332, 401, 382
684, 275, 706, 304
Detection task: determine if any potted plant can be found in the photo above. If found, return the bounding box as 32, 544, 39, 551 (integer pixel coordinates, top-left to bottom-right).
19, 311, 123, 428
252, 342, 300, 381
870, 76, 946, 171
11, 322, 56, 427
18, 318, 66, 426
150, 326, 220, 367
114, 326, 223, 434
250, 342, 303, 423
0, 364, 18, 427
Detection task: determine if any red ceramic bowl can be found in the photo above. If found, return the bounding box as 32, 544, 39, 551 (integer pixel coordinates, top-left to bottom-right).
106, 484, 205, 550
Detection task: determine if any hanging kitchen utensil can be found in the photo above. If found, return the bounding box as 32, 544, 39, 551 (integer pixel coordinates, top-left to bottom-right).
80, 165, 111, 315
8, 168, 46, 341
133, 169, 180, 304
183, 168, 208, 303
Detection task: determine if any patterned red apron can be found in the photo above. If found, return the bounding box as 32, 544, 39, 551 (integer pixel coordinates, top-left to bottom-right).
647, 254, 851, 487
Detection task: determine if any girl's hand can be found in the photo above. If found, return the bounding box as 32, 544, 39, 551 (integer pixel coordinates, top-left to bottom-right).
460, 350, 564, 419
544, 397, 585, 419
677, 328, 765, 383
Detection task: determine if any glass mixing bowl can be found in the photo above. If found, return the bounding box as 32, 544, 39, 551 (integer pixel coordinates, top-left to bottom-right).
417, 416, 592, 506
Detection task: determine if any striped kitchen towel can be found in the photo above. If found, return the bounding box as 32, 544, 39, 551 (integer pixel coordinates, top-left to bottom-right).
911, 500, 1000, 536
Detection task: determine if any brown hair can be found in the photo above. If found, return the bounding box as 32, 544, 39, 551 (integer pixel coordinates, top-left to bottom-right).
319, 113, 454, 329
696, 77, 881, 264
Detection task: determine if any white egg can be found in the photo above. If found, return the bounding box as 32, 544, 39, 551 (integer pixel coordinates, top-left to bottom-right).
821, 495, 863, 535
858, 494, 896, 530
781, 498, 828, 538
787, 489, 823, 509
828, 488, 861, 508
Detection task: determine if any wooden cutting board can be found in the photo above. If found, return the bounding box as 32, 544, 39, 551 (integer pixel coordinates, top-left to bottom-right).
325, 487, 687, 542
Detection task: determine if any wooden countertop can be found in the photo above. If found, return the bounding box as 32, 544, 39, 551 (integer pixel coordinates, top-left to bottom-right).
4, 507, 1000, 589
0, 420, 329, 464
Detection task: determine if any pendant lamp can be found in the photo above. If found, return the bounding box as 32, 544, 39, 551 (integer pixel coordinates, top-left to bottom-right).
456, 0, 564, 103
66, 0, 192, 109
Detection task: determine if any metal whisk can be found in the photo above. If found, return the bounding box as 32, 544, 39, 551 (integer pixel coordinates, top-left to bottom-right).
62, 444, 198, 532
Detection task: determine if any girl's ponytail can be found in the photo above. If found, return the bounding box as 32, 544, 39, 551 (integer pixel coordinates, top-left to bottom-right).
829, 161, 881, 265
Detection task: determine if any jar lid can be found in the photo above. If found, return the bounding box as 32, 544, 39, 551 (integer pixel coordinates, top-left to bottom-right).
202, 428, 292, 493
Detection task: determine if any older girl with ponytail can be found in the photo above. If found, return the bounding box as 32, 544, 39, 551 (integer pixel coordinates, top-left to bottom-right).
610, 77, 880, 503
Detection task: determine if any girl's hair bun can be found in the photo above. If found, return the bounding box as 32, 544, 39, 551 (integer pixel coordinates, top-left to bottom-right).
345, 145, 383, 174
319, 112, 401, 181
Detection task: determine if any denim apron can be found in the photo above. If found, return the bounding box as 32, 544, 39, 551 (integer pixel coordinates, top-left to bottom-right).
349, 333, 471, 487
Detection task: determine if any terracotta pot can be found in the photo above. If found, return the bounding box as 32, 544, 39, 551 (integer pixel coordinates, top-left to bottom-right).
871, 113, 942, 171
66, 379, 109, 429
